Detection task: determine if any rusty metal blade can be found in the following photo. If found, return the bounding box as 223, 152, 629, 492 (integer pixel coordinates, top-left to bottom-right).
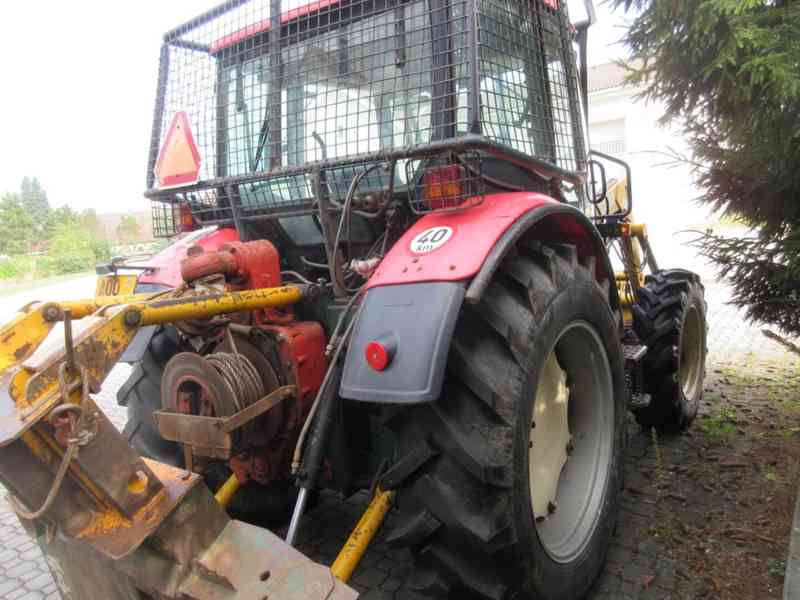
153, 385, 295, 457
221, 385, 295, 433
153, 411, 232, 457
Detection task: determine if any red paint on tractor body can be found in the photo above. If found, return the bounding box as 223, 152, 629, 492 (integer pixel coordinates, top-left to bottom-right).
135, 227, 240, 289
264, 320, 327, 418
233, 318, 326, 485
367, 192, 558, 289
181, 240, 282, 290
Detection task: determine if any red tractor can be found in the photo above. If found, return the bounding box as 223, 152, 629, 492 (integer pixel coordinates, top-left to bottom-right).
2, 0, 707, 598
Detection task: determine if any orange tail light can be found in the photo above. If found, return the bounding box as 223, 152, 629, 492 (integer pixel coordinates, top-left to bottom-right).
421, 164, 466, 210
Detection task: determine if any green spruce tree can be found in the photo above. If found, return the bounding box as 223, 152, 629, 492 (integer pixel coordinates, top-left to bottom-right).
20, 176, 51, 242
612, 0, 800, 335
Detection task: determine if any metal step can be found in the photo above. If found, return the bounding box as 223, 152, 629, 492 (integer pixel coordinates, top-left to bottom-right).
629, 393, 651, 410
622, 343, 647, 363
623, 344, 649, 410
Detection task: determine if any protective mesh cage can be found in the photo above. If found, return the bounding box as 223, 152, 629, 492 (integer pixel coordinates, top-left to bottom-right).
147, 0, 584, 236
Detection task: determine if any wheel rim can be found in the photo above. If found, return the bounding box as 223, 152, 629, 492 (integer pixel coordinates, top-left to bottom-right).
679, 305, 703, 399
530, 321, 615, 564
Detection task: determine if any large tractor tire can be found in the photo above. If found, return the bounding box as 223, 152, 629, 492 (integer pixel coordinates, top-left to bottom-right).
117, 326, 182, 466
385, 241, 626, 600
631, 269, 707, 431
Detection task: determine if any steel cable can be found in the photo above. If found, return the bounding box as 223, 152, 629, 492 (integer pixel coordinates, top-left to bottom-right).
206, 352, 264, 413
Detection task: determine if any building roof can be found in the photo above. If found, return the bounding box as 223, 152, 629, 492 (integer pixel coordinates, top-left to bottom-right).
588, 60, 644, 93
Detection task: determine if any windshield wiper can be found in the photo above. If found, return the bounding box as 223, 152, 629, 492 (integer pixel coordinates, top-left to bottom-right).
311, 131, 327, 161
252, 112, 271, 172
235, 59, 271, 173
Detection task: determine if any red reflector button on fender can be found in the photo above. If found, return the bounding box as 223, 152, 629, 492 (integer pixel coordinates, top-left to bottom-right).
365, 334, 397, 371
365, 342, 390, 371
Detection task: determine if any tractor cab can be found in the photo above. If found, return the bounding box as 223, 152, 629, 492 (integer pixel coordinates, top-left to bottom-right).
148, 0, 589, 248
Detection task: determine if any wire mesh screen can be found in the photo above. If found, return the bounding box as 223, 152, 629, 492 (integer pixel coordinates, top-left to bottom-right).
151, 189, 234, 237
151, 162, 395, 237
477, 0, 584, 172
147, 0, 585, 232
151, 201, 180, 238
150, 0, 470, 184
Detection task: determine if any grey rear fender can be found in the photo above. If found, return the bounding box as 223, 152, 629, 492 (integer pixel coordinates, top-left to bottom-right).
339, 205, 615, 405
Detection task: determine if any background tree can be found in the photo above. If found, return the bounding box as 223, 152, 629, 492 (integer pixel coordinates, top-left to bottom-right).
20, 176, 51, 242
0, 179, 113, 277
79, 209, 112, 263
79, 209, 103, 237
48, 204, 79, 229
0, 194, 34, 254
116, 215, 141, 245
612, 0, 800, 336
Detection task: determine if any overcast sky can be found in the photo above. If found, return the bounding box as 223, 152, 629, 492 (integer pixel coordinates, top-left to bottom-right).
0, 1, 631, 214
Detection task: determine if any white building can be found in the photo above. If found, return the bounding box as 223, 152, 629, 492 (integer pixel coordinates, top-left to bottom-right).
586, 62, 713, 273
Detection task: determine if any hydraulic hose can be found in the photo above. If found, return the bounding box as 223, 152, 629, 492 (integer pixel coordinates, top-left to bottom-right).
286, 316, 356, 546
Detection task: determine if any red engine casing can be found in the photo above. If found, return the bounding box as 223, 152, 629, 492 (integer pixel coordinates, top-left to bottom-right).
230, 320, 326, 485
135, 227, 241, 289
180, 240, 327, 486
181, 239, 281, 289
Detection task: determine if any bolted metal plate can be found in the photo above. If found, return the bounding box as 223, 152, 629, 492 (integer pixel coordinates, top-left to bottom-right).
180, 519, 359, 600
74, 459, 202, 560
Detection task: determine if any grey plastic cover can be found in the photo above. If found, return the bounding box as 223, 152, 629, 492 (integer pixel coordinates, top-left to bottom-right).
340, 282, 465, 404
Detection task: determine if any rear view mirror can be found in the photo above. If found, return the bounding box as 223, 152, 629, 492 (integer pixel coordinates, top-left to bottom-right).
588, 158, 607, 206
567, 0, 597, 27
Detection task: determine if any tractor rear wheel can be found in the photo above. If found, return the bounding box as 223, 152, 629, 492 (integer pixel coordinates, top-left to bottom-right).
631, 269, 707, 431
385, 241, 626, 600
117, 326, 182, 466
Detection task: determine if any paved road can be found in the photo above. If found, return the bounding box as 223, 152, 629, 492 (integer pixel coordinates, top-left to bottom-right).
0, 274, 97, 317
0, 247, 794, 600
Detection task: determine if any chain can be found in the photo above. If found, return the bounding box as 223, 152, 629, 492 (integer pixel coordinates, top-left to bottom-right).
8, 364, 95, 521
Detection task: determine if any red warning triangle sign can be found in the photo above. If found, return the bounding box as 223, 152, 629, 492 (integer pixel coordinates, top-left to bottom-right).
154, 111, 202, 188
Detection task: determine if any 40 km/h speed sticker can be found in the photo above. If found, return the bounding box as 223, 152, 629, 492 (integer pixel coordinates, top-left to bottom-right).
409, 226, 453, 254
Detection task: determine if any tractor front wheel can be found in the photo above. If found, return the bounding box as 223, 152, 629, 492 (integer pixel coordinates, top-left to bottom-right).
386, 241, 626, 600
631, 269, 707, 431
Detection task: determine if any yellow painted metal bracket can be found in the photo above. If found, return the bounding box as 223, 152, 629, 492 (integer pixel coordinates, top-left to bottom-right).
0, 309, 54, 372
331, 488, 396, 583
0, 285, 307, 448
136, 286, 303, 326
0, 283, 314, 573
52, 292, 160, 320
611, 220, 655, 327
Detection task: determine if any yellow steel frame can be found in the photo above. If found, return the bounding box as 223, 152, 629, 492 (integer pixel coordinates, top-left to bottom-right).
604, 178, 654, 326
0, 281, 399, 583
615, 222, 650, 326
0, 284, 306, 558
1, 286, 304, 410
0, 286, 303, 491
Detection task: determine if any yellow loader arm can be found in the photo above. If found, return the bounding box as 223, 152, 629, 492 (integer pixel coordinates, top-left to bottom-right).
600, 176, 661, 325
0, 285, 358, 600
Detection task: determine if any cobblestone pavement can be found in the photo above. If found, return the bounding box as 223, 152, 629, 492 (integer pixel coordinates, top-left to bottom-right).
0, 265, 795, 599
